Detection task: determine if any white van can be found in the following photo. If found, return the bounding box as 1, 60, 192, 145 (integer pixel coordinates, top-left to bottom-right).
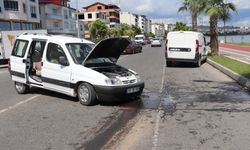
165, 31, 208, 67
9, 34, 144, 105
135, 34, 145, 45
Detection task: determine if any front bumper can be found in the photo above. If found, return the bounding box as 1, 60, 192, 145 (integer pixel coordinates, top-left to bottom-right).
93, 82, 145, 102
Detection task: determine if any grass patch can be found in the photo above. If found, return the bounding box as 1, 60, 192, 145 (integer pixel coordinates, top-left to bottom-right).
209, 55, 250, 79
227, 42, 250, 46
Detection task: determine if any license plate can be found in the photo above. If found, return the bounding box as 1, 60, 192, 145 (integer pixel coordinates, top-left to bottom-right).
126, 87, 140, 94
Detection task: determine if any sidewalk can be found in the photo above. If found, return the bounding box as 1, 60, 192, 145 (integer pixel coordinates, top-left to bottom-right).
219, 43, 250, 52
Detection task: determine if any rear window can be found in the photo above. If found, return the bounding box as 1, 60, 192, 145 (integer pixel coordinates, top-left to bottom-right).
11, 40, 29, 57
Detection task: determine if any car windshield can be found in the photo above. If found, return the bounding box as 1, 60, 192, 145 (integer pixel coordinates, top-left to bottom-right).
66, 43, 93, 64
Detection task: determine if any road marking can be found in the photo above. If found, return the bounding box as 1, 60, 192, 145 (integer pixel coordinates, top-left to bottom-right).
152, 61, 166, 150
223, 55, 250, 64
220, 49, 250, 58
220, 47, 250, 55
0, 95, 40, 114
160, 64, 166, 93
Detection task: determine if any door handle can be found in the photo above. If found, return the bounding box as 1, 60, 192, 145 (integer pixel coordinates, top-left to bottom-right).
22, 59, 26, 63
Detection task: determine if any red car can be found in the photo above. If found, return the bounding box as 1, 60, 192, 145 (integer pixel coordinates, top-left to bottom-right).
123, 41, 142, 54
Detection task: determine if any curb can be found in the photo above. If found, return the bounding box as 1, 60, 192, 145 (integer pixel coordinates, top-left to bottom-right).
207, 59, 250, 92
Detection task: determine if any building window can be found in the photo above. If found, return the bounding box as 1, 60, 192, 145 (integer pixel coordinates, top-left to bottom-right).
30, 0, 35, 2
88, 13, 92, 19
4, 0, 18, 11
80, 24, 83, 31
69, 10, 72, 18
64, 21, 69, 29
78, 14, 84, 20
0, 21, 11, 31
13, 22, 21, 30
54, 22, 59, 28
97, 6, 102, 10
30, 6, 37, 18
0, 7, 2, 13
64, 10, 68, 19
23, 3, 26, 13
52, 8, 57, 15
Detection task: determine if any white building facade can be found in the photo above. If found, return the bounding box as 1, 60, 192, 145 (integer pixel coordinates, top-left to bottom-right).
120, 12, 138, 27
151, 23, 165, 37
0, 0, 40, 31
120, 12, 151, 33
39, 3, 77, 36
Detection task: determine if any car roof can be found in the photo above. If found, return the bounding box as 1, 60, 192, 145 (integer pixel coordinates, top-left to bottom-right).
16, 34, 94, 44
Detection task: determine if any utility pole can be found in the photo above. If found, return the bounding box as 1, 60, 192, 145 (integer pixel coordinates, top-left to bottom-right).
76, 0, 80, 38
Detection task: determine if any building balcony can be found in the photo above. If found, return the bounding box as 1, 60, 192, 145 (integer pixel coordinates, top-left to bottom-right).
46, 14, 63, 20
48, 28, 77, 35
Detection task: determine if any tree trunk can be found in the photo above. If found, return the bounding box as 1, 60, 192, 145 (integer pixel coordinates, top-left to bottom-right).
224, 21, 227, 43
192, 13, 198, 31
210, 16, 219, 55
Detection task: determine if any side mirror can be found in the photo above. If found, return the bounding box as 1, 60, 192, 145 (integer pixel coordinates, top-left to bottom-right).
59, 56, 69, 66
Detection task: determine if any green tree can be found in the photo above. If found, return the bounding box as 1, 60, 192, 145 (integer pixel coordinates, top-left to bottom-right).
88, 19, 108, 42
173, 22, 191, 31
108, 28, 118, 37
220, 2, 237, 43
144, 32, 155, 38
118, 23, 131, 36
204, 0, 237, 55
131, 25, 142, 35
178, 0, 205, 31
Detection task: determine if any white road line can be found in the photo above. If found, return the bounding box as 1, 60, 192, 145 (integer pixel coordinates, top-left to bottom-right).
152, 62, 166, 150
0, 95, 40, 114
220, 47, 250, 55
220, 49, 250, 58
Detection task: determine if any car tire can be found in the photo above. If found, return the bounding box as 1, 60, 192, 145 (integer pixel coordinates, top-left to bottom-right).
15, 82, 29, 94
166, 61, 172, 67
78, 82, 97, 106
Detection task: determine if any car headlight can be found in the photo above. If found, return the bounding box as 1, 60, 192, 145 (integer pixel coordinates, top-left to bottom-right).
105, 78, 122, 85
135, 75, 142, 82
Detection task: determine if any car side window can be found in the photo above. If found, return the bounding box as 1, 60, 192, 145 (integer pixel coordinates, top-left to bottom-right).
12, 40, 29, 57
46, 43, 67, 64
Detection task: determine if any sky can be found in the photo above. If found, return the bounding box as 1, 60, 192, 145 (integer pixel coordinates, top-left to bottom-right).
70, 0, 250, 27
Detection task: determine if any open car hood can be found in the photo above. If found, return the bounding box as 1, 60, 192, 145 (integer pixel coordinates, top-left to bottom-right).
83, 38, 130, 64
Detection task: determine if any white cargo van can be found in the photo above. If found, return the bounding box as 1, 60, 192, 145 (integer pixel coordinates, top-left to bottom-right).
165, 31, 208, 67
9, 34, 144, 105
135, 34, 145, 45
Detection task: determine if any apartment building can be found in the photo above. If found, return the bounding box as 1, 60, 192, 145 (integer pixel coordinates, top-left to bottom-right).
120, 12, 151, 33
0, 0, 40, 31
120, 12, 138, 27
151, 23, 165, 37
79, 2, 120, 28
39, 0, 78, 36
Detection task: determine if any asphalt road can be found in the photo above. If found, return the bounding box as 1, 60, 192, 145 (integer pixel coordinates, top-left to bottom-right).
1, 43, 250, 150
220, 47, 250, 64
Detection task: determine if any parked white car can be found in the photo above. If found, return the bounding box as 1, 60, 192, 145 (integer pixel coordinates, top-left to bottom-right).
165, 31, 208, 67
151, 38, 161, 47
9, 33, 144, 105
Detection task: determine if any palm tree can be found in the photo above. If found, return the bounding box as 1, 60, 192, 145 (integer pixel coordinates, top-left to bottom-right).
220, 3, 237, 43
204, 0, 237, 55
178, 0, 205, 31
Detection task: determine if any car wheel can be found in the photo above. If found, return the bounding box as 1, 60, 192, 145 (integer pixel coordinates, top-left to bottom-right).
15, 82, 29, 94
78, 82, 97, 106
166, 61, 172, 67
